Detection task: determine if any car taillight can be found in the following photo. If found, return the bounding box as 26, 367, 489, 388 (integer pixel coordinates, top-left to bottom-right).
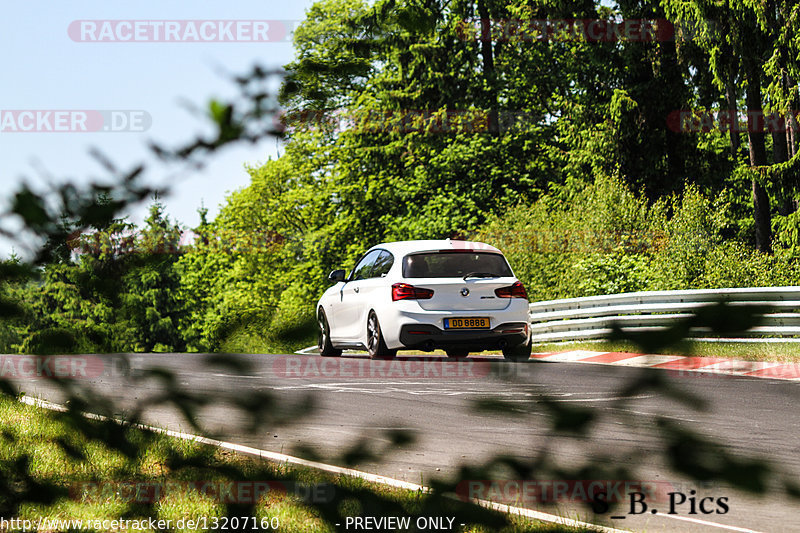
392, 283, 434, 301
495, 281, 528, 299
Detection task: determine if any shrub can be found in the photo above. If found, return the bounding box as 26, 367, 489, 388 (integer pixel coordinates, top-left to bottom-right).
572, 251, 650, 296
479, 178, 800, 301
478, 176, 658, 299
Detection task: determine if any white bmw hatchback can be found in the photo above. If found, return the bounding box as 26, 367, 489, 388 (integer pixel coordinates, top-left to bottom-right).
316, 240, 532, 361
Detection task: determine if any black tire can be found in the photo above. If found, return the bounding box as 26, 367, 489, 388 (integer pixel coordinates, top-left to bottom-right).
502, 340, 531, 362
367, 311, 397, 359
445, 350, 469, 359
318, 309, 342, 357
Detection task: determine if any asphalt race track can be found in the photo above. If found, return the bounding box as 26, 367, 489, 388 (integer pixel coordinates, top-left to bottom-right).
7, 351, 800, 532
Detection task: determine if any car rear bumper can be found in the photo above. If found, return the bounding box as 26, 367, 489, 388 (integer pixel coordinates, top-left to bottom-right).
398, 322, 529, 351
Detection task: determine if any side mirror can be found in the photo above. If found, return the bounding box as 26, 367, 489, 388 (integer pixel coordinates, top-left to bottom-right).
328, 269, 346, 283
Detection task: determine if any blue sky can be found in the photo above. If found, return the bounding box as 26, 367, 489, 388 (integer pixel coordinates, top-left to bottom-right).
0, 0, 316, 256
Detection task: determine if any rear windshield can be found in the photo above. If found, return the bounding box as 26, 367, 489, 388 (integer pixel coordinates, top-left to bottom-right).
402, 251, 513, 278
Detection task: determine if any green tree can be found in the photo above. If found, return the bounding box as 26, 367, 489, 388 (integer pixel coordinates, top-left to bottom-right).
661, 0, 800, 253
118, 202, 187, 352
14, 201, 190, 354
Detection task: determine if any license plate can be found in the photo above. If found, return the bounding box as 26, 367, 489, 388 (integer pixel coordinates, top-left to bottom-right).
444, 317, 490, 329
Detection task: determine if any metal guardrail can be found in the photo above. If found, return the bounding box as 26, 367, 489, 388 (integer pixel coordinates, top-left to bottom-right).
528, 287, 800, 343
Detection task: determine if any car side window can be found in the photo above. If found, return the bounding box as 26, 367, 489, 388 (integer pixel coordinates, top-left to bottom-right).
351, 250, 381, 280
371, 250, 394, 278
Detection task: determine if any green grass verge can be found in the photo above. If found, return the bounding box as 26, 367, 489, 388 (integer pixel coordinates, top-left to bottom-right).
531, 340, 800, 362
218, 328, 317, 355
217, 313, 317, 355
0, 396, 596, 532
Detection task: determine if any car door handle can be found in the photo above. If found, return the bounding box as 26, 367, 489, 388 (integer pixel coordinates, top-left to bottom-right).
354, 287, 360, 293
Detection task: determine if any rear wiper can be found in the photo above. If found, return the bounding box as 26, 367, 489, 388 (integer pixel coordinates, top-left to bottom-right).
463, 272, 500, 280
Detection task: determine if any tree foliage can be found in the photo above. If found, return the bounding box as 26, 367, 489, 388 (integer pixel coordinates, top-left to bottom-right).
2, 202, 189, 354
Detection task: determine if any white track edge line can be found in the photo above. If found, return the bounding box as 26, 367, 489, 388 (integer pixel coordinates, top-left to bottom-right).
652, 512, 764, 533
17, 395, 626, 533
295, 345, 319, 355
471, 498, 627, 532
17, 396, 765, 532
